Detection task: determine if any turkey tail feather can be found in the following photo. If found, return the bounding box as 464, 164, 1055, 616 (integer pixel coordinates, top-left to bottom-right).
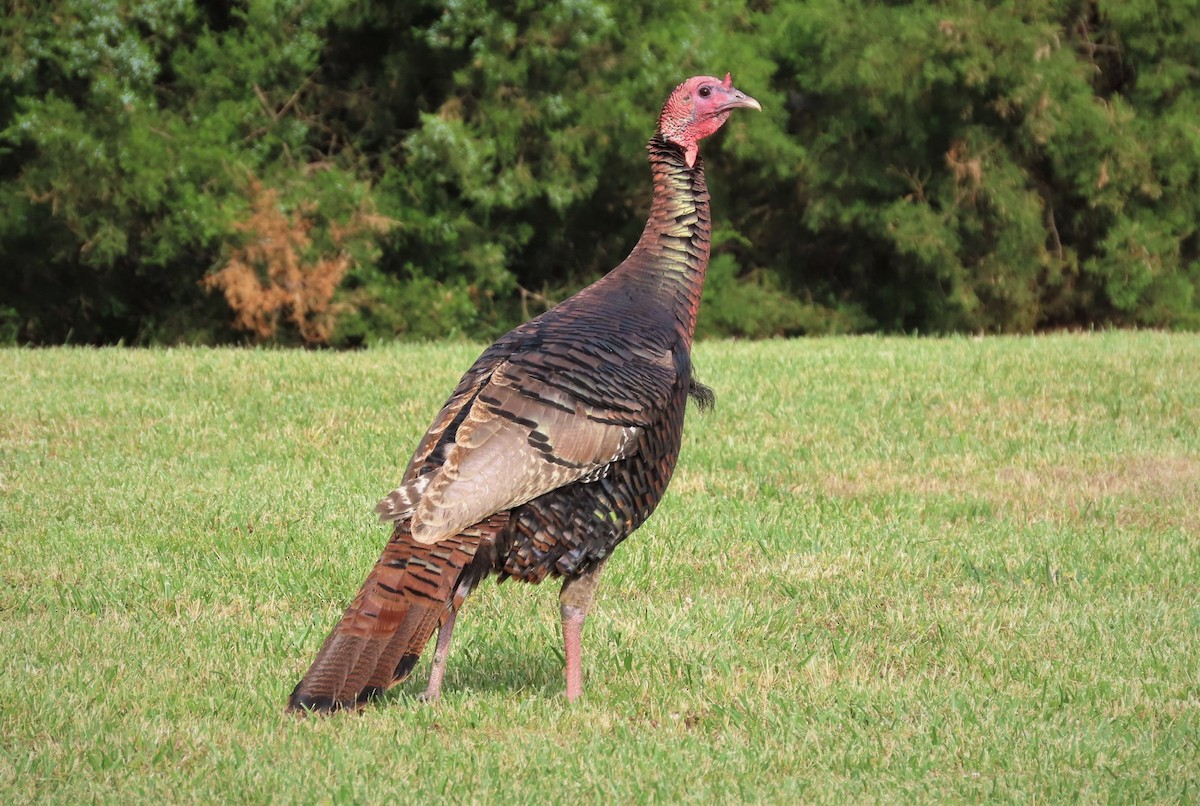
287, 515, 507, 714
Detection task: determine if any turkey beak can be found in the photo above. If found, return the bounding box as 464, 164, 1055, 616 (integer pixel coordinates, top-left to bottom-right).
719, 87, 762, 113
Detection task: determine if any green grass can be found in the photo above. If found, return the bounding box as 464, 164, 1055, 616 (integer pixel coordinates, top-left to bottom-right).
2, 333, 1198, 803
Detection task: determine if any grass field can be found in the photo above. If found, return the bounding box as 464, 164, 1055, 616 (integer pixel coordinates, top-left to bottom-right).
2, 333, 1198, 802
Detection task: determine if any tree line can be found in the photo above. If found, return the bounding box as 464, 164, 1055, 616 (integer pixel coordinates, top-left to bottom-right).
2, 0, 1197, 345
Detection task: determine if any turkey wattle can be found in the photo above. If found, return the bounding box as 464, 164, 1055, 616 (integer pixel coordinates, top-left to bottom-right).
287, 74, 760, 713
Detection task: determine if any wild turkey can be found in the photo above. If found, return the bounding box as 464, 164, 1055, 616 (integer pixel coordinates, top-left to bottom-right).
287, 74, 760, 713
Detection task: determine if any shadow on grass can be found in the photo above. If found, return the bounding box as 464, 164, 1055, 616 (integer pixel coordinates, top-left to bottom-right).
378, 643, 565, 705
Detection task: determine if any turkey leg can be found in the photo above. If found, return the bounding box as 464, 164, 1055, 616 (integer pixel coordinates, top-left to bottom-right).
559, 560, 608, 703
419, 577, 475, 702
417, 607, 458, 702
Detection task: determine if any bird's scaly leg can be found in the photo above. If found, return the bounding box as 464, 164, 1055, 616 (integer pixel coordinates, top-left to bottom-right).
418, 578, 473, 702
417, 608, 457, 702
559, 560, 608, 703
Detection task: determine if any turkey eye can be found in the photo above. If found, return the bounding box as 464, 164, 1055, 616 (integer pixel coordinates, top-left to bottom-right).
698, 86, 712, 98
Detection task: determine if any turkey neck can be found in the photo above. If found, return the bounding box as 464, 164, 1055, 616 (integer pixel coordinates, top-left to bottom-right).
595, 133, 712, 349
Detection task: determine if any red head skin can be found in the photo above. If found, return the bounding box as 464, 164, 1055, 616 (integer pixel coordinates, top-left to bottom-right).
657, 73, 762, 168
